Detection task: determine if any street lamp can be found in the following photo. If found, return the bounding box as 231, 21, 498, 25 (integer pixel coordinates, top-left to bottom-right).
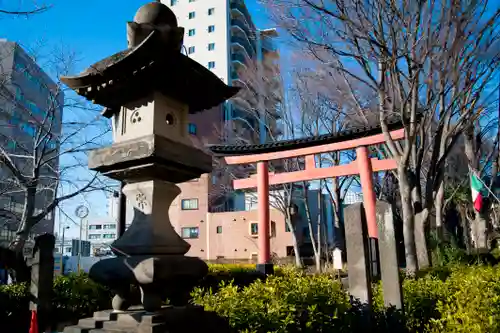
75, 205, 89, 272
60, 226, 70, 254
60, 226, 70, 275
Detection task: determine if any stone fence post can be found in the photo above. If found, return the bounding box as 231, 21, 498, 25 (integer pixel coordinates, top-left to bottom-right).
28, 233, 55, 332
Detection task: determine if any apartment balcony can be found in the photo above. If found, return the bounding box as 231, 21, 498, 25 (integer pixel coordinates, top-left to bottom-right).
230, 0, 255, 31
231, 35, 255, 59
232, 53, 248, 68
231, 74, 248, 88
231, 47, 252, 68
232, 94, 253, 112
231, 17, 254, 40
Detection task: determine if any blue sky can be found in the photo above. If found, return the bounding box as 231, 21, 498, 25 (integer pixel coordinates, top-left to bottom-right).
1, 0, 272, 66
1, 0, 273, 238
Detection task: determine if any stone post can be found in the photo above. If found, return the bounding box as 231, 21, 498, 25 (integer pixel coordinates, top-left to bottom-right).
344, 202, 372, 305
375, 201, 404, 310
29, 233, 55, 332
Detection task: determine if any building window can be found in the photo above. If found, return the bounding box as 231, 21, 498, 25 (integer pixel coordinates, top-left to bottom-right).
208, 8, 215, 15
89, 225, 102, 230
208, 61, 215, 69
65, 247, 72, 253
103, 234, 116, 239
181, 227, 199, 239
189, 12, 195, 19
89, 234, 101, 239
170, 0, 177, 5
103, 224, 116, 229
188, 29, 195, 36
250, 223, 258, 236
188, 46, 195, 54
216, 226, 222, 234
181, 198, 199, 210
208, 43, 215, 51
189, 0, 195, 2
188, 123, 197, 135
208, 25, 215, 33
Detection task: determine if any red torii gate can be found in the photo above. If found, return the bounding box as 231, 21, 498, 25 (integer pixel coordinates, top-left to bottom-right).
210, 125, 404, 273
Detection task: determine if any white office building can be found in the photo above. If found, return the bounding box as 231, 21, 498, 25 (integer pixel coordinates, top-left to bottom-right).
162, 0, 281, 144
87, 193, 134, 255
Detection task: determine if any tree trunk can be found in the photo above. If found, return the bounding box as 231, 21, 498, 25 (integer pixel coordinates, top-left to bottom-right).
410, 167, 430, 270
435, 181, 446, 241
286, 211, 302, 268
415, 208, 430, 269
303, 185, 320, 271
10, 187, 37, 253
316, 181, 323, 272
399, 165, 418, 273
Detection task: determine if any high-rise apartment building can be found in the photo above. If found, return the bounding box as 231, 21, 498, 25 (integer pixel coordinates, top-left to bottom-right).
162, 0, 281, 145
0, 40, 63, 237
152, 0, 293, 261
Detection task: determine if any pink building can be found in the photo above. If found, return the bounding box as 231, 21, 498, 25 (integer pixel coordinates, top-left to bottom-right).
170, 174, 296, 261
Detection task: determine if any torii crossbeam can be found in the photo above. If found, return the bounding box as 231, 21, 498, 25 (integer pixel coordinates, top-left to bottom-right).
209, 120, 405, 273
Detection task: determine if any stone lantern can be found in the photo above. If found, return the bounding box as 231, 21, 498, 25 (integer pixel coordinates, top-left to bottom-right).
60, 2, 238, 331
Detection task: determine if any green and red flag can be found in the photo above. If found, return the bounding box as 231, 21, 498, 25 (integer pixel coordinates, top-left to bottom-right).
470, 172, 484, 212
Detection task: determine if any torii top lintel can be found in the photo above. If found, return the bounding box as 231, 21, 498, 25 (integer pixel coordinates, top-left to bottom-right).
208, 120, 406, 165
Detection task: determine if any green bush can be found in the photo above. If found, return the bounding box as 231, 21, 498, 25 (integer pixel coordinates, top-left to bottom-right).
6, 263, 500, 332
424, 265, 500, 332
0, 271, 112, 330
201, 264, 283, 293
192, 267, 403, 333
51, 272, 113, 321
193, 264, 500, 333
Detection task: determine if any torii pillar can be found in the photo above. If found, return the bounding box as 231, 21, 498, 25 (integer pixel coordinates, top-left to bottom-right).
257, 161, 272, 273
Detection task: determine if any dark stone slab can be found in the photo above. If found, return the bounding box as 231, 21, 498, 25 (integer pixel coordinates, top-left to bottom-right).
376, 201, 404, 310
256, 263, 274, 275
367, 238, 381, 281
343, 203, 372, 305
87, 134, 211, 183
29, 233, 55, 332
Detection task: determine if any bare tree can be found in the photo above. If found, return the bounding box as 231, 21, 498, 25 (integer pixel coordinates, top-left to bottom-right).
0, 42, 112, 267
210, 53, 312, 267
0, 1, 51, 16
292, 66, 355, 271
267, 0, 500, 272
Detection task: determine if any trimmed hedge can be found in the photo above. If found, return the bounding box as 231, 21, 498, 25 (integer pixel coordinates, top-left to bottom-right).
193, 264, 500, 332
3, 264, 500, 332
